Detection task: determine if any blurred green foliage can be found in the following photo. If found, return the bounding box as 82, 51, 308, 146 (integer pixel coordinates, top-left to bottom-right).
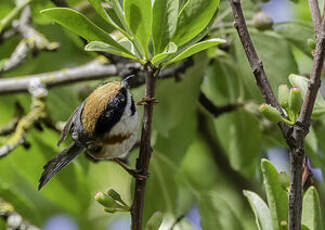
0, 0, 324, 230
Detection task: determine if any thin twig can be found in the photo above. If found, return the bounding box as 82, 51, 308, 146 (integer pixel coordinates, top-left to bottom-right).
199, 92, 243, 117
50, 0, 69, 7
131, 64, 160, 230
0, 7, 59, 74
197, 110, 261, 194
308, 0, 321, 37
0, 81, 48, 158
0, 197, 40, 230
0, 58, 193, 94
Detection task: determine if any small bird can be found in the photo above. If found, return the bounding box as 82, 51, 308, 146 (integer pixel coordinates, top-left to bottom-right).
39, 78, 139, 190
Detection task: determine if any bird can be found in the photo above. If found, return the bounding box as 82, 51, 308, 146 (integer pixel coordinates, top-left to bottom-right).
38, 77, 139, 190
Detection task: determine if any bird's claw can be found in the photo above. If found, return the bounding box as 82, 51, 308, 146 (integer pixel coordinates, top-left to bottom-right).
136, 97, 159, 106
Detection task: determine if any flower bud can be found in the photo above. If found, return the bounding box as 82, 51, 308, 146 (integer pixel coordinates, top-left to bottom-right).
278, 84, 289, 109
259, 104, 283, 123
145, 211, 163, 230
289, 87, 302, 116
94, 192, 115, 208
252, 11, 273, 30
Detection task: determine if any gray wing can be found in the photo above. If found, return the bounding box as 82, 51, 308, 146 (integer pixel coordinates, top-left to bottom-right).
57, 102, 84, 146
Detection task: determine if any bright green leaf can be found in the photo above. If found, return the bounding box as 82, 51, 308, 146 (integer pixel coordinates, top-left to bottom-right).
85, 41, 140, 62
40, 7, 128, 53
243, 190, 272, 230
88, 0, 125, 33
152, 0, 179, 54
172, 0, 220, 46
151, 42, 177, 65
261, 159, 288, 230
124, 0, 152, 58
302, 186, 323, 230
167, 38, 226, 65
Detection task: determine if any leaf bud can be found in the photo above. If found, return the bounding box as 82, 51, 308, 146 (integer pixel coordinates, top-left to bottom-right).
94, 192, 115, 208
259, 104, 283, 123
289, 87, 302, 116
278, 84, 289, 109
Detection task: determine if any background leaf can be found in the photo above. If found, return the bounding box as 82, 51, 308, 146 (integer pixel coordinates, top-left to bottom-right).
302, 186, 324, 230
261, 159, 288, 230
243, 190, 272, 230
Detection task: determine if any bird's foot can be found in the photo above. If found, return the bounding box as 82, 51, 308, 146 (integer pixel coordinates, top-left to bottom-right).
113, 158, 148, 180
136, 97, 159, 106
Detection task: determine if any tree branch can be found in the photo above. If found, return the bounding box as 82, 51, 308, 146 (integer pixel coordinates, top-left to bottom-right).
0, 7, 59, 74
0, 197, 40, 230
199, 92, 243, 117
308, 0, 321, 37
228, 0, 325, 229
0, 58, 194, 94
197, 110, 261, 194
0, 81, 48, 158
131, 64, 160, 230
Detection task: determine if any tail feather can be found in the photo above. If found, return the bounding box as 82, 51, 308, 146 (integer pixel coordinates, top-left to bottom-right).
38, 142, 83, 190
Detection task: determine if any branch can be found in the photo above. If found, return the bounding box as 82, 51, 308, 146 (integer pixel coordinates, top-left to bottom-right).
197, 110, 261, 194
0, 59, 118, 94
308, 0, 321, 36
50, 0, 69, 7
0, 198, 40, 230
131, 64, 160, 230
0, 81, 48, 158
228, 0, 325, 229
286, 7, 325, 230
0, 0, 31, 33
0, 57, 194, 94
199, 92, 243, 117
0, 7, 59, 74
227, 1, 281, 112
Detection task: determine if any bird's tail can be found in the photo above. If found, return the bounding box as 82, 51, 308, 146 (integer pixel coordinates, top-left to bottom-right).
38, 142, 83, 190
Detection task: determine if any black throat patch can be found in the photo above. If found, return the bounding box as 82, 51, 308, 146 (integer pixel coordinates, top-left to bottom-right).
94, 87, 127, 136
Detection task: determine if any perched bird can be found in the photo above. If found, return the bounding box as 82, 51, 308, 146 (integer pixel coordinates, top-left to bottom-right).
39, 78, 139, 190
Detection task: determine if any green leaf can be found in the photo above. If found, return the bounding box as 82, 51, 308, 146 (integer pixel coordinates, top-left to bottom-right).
88, 0, 125, 33
171, 0, 220, 46
302, 186, 323, 230
85, 41, 140, 62
275, 21, 314, 57
40, 7, 128, 53
151, 42, 177, 65
167, 38, 226, 65
152, 0, 179, 54
261, 159, 288, 230
243, 190, 272, 230
154, 53, 207, 163
124, 0, 152, 58
234, 30, 297, 100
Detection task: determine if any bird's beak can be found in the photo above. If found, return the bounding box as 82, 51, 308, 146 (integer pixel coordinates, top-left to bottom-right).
121, 74, 135, 88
